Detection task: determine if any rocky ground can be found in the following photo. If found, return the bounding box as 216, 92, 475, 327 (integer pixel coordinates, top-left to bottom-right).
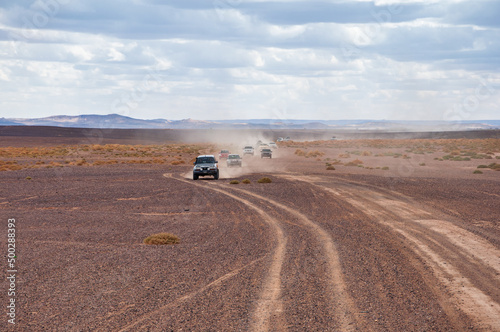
0, 133, 499, 331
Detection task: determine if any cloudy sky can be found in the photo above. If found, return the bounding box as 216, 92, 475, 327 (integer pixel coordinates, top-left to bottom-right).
0, 0, 499, 121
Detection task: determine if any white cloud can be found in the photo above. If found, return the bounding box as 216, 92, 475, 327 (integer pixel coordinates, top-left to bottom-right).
0, 0, 498, 120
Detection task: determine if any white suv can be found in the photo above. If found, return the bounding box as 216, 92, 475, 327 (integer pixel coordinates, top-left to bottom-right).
243, 146, 254, 155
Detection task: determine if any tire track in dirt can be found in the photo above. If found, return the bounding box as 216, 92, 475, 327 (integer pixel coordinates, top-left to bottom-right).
284, 174, 500, 331
161, 173, 288, 332
213, 182, 361, 331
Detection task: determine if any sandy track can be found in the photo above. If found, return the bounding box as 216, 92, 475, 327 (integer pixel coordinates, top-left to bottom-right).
164, 173, 363, 330
217, 184, 361, 331
164, 173, 288, 331
283, 173, 500, 331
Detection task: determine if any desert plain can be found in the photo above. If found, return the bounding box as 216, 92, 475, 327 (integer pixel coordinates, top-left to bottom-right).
1, 126, 499, 331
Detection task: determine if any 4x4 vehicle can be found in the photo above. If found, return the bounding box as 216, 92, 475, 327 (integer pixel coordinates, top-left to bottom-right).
268, 142, 278, 149
227, 154, 242, 167
193, 155, 219, 180
243, 146, 254, 155
218, 150, 230, 159
261, 148, 272, 158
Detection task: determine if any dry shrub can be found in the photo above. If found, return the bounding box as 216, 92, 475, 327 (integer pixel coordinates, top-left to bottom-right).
473, 170, 483, 174
229, 180, 240, 184
338, 153, 350, 158
345, 159, 363, 166
242, 179, 251, 184
295, 149, 306, 156
306, 150, 325, 158
326, 166, 336, 170
144, 233, 180, 245
361, 151, 372, 156
257, 177, 272, 183
170, 160, 185, 165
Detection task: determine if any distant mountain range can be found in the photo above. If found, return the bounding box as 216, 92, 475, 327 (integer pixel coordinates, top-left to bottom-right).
1, 114, 500, 131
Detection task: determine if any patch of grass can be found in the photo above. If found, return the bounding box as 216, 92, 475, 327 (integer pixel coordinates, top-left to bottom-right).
26, 176, 32, 180
257, 177, 272, 183
242, 179, 251, 184
473, 170, 483, 174
419, 163, 426, 166
143, 233, 180, 245
381, 166, 390, 170
345, 159, 363, 166
477, 165, 489, 168
326, 166, 336, 170
229, 180, 240, 184
170, 160, 185, 165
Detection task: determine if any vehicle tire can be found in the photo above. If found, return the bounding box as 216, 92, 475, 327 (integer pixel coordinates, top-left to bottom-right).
214, 171, 219, 180
193, 174, 198, 180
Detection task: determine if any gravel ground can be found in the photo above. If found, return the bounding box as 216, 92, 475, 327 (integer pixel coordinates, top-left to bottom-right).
1, 139, 499, 331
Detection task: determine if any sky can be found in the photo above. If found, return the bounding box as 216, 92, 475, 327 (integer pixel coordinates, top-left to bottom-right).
0, 0, 499, 121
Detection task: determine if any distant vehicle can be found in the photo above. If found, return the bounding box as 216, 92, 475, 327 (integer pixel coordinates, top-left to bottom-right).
218, 150, 230, 159
284, 136, 291, 141
243, 146, 254, 155
227, 154, 242, 167
268, 142, 278, 149
276, 137, 283, 142
261, 148, 272, 158
330, 136, 336, 140
193, 155, 219, 180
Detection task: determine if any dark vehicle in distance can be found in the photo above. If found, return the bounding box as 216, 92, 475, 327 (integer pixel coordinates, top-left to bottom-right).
193, 155, 219, 180
261, 148, 272, 158
227, 154, 242, 167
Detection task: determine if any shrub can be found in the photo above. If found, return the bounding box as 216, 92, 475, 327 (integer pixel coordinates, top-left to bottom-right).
295, 149, 306, 156
242, 179, 251, 184
345, 159, 363, 166
229, 180, 240, 184
473, 170, 483, 174
326, 166, 336, 170
419, 163, 426, 166
170, 160, 185, 165
477, 165, 488, 168
257, 177, 272, 183
26, 176, 32, 180
381, 166, 390, 170
143, 233, 180, 245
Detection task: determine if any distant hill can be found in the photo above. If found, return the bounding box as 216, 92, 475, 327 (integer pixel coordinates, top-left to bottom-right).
3, 114, 500, 131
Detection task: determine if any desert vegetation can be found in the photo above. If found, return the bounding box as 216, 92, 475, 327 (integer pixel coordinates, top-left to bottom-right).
0, 143, 211, 171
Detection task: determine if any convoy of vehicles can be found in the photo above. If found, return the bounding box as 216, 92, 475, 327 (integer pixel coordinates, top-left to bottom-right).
192, 142, 280, 180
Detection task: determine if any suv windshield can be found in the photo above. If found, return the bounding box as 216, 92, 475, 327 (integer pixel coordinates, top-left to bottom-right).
196, 157, 215, 164
229, 155, 240, 159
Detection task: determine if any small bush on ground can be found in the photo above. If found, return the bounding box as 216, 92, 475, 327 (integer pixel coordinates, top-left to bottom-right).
257, 177, 272, 183
473, 170, 483, 174
144, 233, 180, 245
229, 180, 240, 184
326, 166, 335, 170
242, 179, 251, 184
